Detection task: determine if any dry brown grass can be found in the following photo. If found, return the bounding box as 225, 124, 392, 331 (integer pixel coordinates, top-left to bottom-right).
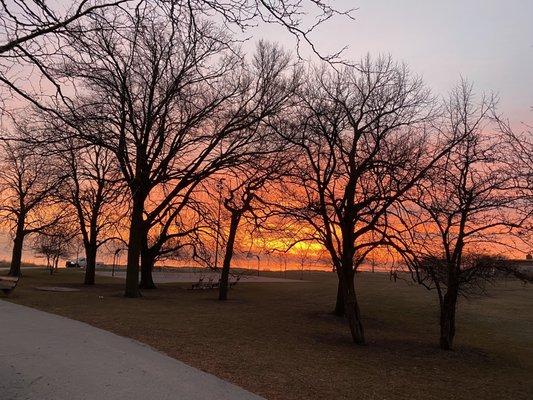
3, 268, 532, 400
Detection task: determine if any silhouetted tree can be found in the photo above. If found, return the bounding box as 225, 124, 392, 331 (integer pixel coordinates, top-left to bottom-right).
215, 149, 292, 300
33, 223, 77, 275
46, 5, 303, 297
497, 120, 533, 252
389, 80, 523, 350
0, 139, 65, 276
61, 144, 125, 285
280, 56, 459, 345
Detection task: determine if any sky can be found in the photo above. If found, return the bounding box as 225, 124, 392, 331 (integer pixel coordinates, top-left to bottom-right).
250, 0, 533, 128
8, 1, 532, 126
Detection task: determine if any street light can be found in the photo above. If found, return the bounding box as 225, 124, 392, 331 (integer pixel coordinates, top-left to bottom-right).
112, 248, 122, 277
246, 251, 260, 276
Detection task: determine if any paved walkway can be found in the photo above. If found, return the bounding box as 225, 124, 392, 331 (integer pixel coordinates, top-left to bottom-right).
0, 301, 264, 400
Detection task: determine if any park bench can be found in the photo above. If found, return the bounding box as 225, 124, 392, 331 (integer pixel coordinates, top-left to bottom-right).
0, 276, 20, 295
205, 276, 215, 289
210, 277, 220, 289
229, 275, 241, 288
189, 276, 215, 290
189, 274, 240, 290
190, 276, 204, 290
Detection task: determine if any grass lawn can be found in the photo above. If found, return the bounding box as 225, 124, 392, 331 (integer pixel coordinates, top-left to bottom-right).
2, 268, 532, 400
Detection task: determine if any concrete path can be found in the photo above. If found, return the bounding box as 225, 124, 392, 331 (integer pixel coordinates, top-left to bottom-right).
0, 301, 264, 400
96, 270, 305, 283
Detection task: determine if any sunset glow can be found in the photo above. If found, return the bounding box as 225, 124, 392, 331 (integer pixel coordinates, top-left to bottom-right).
0, 2, 531, 399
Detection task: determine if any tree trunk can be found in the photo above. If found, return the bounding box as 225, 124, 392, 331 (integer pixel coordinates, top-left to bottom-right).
9, 218, 25, 277
219, 211, 241, 301
139, 250, 156, 289
83, 243, 97, 285
439, 289, 458, 350
339, 266, 365, 345
139, 222, 156, 289
125, 194, 143, 298
333, 278, 344, 316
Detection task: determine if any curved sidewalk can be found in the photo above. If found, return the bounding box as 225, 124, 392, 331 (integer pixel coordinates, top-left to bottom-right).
0, 301, 264, 400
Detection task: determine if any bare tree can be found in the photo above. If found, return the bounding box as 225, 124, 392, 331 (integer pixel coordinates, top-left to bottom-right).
214, 141, 293, 300
46, 7, 241, 296
293, 242, 316, 280
388, 81, 523, 350
41, 5, 302, 297
136, 41, 301, 290
496, 120, 533, 252
279, 56, 457, 345
60, 143, 125, 285
33, 223, 77, 275
0, 138, 65, 276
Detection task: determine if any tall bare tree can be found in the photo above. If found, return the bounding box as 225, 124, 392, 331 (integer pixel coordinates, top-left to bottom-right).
388, 81, 523, 350
279, 56, 459, 345
497, 120, 533, 252
43, 4, 302, 297
0, 138, 65, 276
61, 144, 125, 285
215, 144, 293, 300
137, 40, 300, 289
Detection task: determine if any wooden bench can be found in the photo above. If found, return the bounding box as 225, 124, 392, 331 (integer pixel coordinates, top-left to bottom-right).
190, 277, 204, 290
0, 276, 20, 295
189, 275, 240, 291
229, 275, 241, 288
189, 276, 214, 290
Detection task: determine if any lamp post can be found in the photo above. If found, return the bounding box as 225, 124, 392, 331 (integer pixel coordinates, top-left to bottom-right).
112, 248, 122, 277
213, 178, 225, 269
245, 251, 260, 276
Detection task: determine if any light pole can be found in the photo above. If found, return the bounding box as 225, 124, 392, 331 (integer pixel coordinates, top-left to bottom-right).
75, 242, 80, 266
245, 251, 260, 276
213, 178, 225, 269
112, 248, 122, 277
